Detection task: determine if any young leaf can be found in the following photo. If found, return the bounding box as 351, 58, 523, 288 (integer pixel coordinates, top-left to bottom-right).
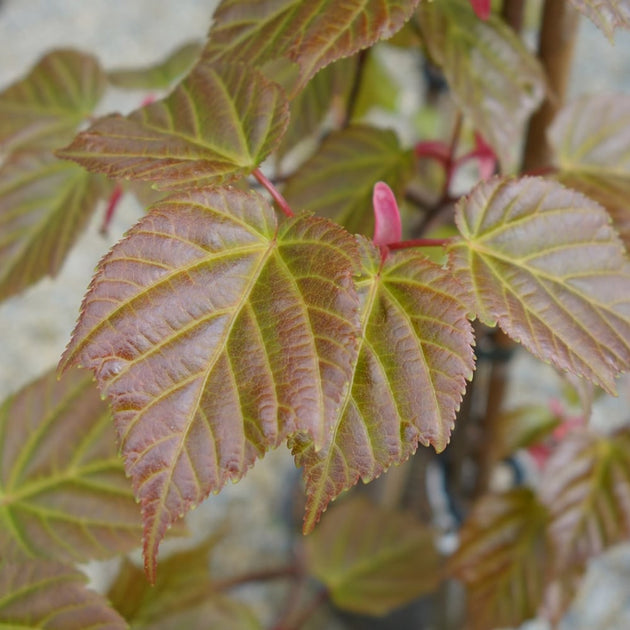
567, 0, 630, 40
0, 367, 141, 563
282, 125, 416, 236
469, 0, 491, 19
107, 41, 202, 90
448, 176, 630, 394
204, 0, 421, 97
448, 488, 550, 630
58, 187, 360, 581
0, 152, 110, 303
0, 49, 106, 152
372, 181, 402, 246
292, 239, 474, 533
58, 61, 289, 190
304, 496, 440, 616
548, 94, 630, 250
540, 428, 630, 572
418, 0, 545, 172
0, 560, 126, 629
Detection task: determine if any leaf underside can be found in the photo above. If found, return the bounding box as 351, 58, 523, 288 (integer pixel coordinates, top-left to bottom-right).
204, 0, 421, 97
0, 560, 126, 629
448, 488, 549, 630
568, 0, 630, 39
58, 61, 289, 190
282, 124, 416, 236
0, 368, 141, 564
0, 152, 110, 303
0, 48, 106, 152
418, 0, 545, 172
305, 496, 440, 616
548, 93, 630, 250
293, 239, 474, 532
448, 176, 630, 394
540, 428, 630, 572
59, 187, 360, 582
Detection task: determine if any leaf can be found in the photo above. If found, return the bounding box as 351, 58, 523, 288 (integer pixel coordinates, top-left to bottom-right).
304, 496, 440, 615
108, 537, 260, 629
58, 187, 360, 582
292, 239, 474, 533
204, 0, 421, 97
0, 560, 126, 629
0, 367, 142, 563
0, 49, 106, 152
108, 41, 202, 90
540, 428, 630, 572
568, 0, 630, 39
448, 176, 630, 394
0, 152, 110, 303
418, 0, 545, 172
282, 125, 416, 235
58, 61, 289, 191
448, 488, 550, 630
548, 94, 630, 250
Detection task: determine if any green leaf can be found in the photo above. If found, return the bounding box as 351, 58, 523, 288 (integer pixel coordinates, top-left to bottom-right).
304, 496, 440, 616
0, 367, 141, 563
0, 152, 110, 303
108, 537, 260, 629
0, 49, 106, 152
568, 0, 630, 39
276, 56, 357, 160
204, 0, 421, 97
548, 94, 630, 250
540, 428, 630, 572
108, 41, 203, 90
448, 488, 550, 630
418, 0, 545, 172
282, 125, 416, 235
0, 560, 126, 629
58, 61, 289, 190
58, 187, 360, 582
293, 239, 474, 532
448, 176, 630, 394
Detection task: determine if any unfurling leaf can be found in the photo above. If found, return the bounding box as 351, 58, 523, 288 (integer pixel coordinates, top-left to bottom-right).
448, 176, 630, 394
0, 560, 126, 629
58, 61, 289, 190
372, 181, 402, 246
549, 93, 630, 250
0, 49, 106, 152
0, 152, 110, 302
282, 125, 416, 235
204, 0, 421, 97
107, 41, 202, 90
567, 0, 630, 39
448, 488, 550, 630
59, 187, 360, 581
305, 496, 440, 615
418, 0, 545, 172
292, 239, 474, 532
540, 428, 630, 572
0, 368, 141, 563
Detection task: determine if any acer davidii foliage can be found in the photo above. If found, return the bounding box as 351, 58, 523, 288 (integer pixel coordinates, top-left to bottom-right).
2, 0, 630, 628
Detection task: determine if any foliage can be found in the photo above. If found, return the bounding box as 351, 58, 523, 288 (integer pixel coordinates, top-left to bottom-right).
1, 0, 630, 628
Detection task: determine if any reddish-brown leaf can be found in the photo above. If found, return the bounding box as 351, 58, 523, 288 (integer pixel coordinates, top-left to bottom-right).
568, 0, 630, 39
0, 368, 141, 563
292, 239, 474, 532
59, 187, 359, 581
448, 176, 630, 394
0, 560, 126, 629
449, 488, 550, 630
0, 49, 106, 152
204, 0, 421, 97
58, 61, 289, 190
540, 428, 630, 572
0, 152, 110, 303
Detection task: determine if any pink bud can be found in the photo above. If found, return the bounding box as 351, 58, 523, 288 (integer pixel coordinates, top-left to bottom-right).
469, 0, 491, 20
372, 182, 402, 247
